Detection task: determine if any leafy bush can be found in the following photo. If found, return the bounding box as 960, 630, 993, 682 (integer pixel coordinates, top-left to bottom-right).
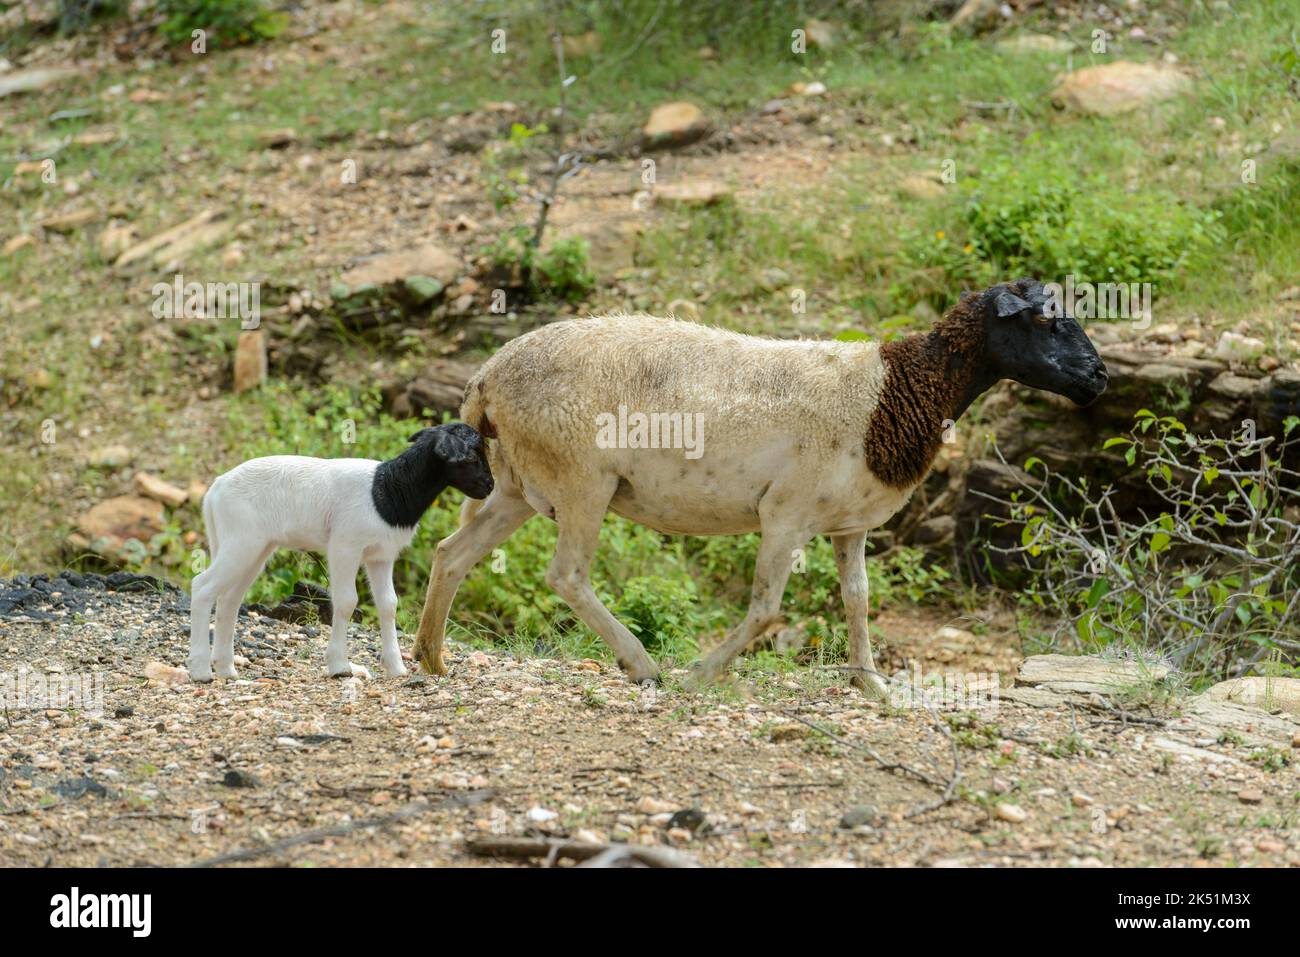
964, 144, 1225, 284
156, 0, 288, 48
995, 411, 1300, 687
487, 227, 594, 303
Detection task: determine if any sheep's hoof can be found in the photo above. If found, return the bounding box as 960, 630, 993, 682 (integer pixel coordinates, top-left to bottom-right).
850, 671, 890, 701
214, 664, 239, 681
382, 658, 408, 678
680, 665, 717, 694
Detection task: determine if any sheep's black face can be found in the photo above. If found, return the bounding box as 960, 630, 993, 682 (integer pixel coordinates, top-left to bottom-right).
984, 280, 1108, 407
416, 423, 495, 499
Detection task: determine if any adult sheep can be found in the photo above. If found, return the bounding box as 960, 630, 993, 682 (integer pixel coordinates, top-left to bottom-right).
412, 278, 1108, 696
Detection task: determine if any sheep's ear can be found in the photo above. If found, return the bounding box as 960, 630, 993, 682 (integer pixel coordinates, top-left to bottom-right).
993, 290, 1032, 317
408, 428, 434, 443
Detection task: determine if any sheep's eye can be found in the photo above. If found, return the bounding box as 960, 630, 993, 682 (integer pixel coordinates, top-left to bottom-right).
1032, 312, 1053, 326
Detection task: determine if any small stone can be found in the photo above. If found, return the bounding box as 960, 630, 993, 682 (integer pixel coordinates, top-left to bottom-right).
666, 827, 692, 845
654, 180, 732, 208
222, 769, 260, 789
641, 102, 709, 151
370, 790, 392, 806
257, 128, 297, 148
839, 805, 878, 829
1071, 792, 1094, 807
233, 329, 267, 393
526, 806, 558, 823
1237, 789, 1264, 805
88, 445, 133, 469
1256, 839, 1285, 854
132, 472, 188, 507
635, 796, 676, 815
996, 803, 1028, 823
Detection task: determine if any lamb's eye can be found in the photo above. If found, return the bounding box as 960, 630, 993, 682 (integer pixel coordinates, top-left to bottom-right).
1032, 312, 1053, 326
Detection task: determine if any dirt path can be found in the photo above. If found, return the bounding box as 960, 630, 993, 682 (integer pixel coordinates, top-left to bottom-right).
1, 578, 1296, 867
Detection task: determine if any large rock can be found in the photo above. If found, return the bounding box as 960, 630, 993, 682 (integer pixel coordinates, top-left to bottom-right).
1016, 653, 1172, 695
1052, 62, 1192, 116
1202, 677, 1300, 718
383, 360, 478, 419
74, 496, 165, 553
338, 244, 460, 291
641, 102, 709, 151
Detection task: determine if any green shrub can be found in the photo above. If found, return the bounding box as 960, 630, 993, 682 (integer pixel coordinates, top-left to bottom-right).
156, 0, 288, 49
963, 143, 1225, 284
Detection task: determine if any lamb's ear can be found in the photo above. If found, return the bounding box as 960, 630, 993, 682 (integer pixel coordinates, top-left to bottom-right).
993, 290, 1032, 317
408, 428, 435, 443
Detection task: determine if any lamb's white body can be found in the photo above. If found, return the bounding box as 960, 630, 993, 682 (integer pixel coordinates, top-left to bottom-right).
189, 456, 415, 682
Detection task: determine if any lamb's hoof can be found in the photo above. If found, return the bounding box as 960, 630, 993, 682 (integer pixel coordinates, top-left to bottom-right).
214, 664, 239, 681
188, 663, 213, 684
382, 658, 408, 678
328, 663, 371, 680
851, 671, 890, 702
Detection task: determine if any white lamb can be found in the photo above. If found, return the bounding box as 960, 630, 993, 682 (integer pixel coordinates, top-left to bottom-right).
410, 279, 1108, 695
188, 424, 493, 682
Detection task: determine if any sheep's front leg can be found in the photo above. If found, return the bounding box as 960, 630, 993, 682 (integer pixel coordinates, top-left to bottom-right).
546, 477, 658, 683
326, 547, 366, 679
365, 559, 405, 677
832, 531, 889, 700
684, 528, 809, 692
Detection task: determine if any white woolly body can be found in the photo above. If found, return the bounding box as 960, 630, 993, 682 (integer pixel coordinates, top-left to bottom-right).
414, 314, 920, 695
468, 315, 913, 535
189, 455, 417, 683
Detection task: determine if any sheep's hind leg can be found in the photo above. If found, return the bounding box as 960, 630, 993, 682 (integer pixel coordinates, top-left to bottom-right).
365, 559, 405, 677
684, 528, 809, 692
326, 546, 366, 678
545, 477, 658, 683
832, 531, 889, 700
413, 487, 535, 675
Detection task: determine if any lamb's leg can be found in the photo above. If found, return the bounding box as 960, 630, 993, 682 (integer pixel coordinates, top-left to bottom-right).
326, 547, 364, 678
365, 559, 405, 677
832, 531, 889, 700
684, 528, 808, 691
211, 544, 274, 680
545, 477, 658, 683
413, 487, 534, 675
188, 566, 219, 682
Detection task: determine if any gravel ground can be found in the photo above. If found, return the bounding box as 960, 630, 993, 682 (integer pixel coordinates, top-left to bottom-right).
1, 574, 1296, 867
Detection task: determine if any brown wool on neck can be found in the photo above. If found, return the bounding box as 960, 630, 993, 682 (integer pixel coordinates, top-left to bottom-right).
864, 297, 987, 490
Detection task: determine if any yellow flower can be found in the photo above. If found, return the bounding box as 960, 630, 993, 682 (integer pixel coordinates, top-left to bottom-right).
935, 230, 946, 240
963, 243, 974, 253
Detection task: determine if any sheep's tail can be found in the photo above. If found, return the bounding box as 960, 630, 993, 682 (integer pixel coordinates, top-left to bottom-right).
459, 367, 496, 440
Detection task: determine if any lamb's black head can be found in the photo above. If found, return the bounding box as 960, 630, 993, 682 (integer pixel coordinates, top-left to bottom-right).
980, 278, 1108, 407
410, 423, 494, 499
